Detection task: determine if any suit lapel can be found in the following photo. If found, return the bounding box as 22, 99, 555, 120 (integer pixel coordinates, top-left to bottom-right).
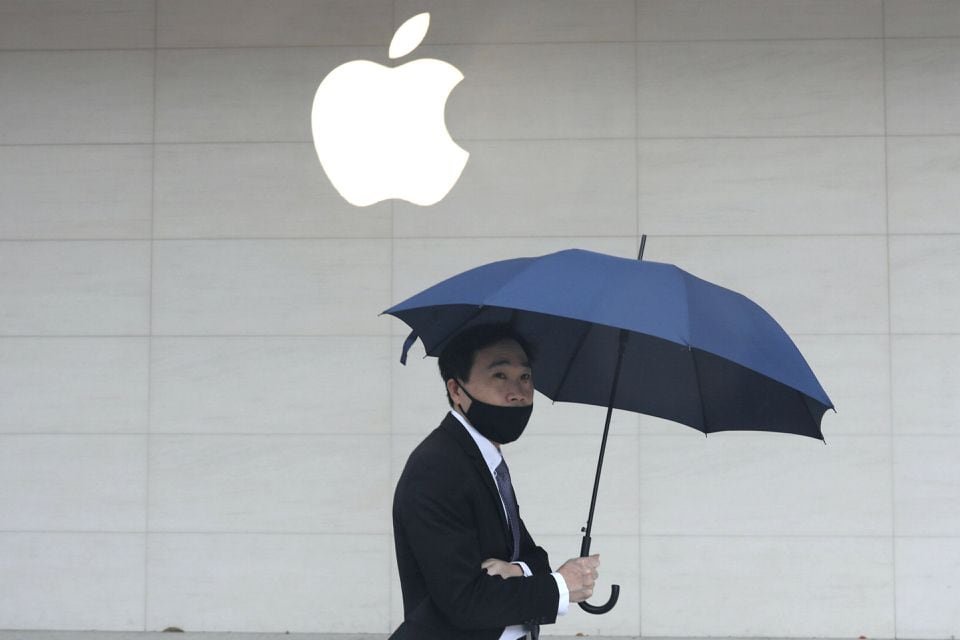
439, 413, 512, 544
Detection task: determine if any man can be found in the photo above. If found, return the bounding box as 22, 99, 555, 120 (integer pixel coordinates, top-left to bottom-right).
391, 323, 600, 640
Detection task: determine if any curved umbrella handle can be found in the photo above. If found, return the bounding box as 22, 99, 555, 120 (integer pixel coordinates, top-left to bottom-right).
578, 584, 620, 615
576, 534, 620, 615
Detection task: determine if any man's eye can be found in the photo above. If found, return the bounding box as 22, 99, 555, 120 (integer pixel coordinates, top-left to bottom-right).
521, 373, 532, 381
493, 372, 507, 379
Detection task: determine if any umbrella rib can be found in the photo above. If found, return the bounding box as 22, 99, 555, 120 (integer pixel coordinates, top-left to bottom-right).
548, 322, 594, 399
677, 267, 710, 433
425, 306, 487, 356
797, 386, 827, 442
689, 347, 710, 433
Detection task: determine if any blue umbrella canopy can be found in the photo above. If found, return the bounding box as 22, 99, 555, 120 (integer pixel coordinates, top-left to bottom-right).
385, 248, 833, 439
385, 246, 834, 615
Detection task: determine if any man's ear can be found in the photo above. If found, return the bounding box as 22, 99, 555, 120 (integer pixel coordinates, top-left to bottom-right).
446, 378, 461, 405
447, 378, 471, 412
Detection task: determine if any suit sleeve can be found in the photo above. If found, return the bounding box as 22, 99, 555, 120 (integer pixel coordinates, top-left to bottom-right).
516, 515, 551, 575
396, 454, 559, 630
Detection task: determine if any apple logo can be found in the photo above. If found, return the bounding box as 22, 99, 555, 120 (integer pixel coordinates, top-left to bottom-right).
311, 13, 469, 207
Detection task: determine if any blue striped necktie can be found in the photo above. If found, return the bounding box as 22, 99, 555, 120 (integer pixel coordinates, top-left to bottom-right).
494, 458, 521, 562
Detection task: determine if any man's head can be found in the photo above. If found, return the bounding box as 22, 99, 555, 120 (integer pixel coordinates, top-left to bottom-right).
438, 323, 535, 412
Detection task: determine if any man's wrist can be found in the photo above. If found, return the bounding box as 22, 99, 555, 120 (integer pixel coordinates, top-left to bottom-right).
551, 571, 570, 616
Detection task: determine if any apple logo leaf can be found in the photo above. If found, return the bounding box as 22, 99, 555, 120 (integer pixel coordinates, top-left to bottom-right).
389, 12, 430, 60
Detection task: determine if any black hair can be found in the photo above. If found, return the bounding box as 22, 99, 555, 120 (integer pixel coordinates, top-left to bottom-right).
437, 323, 535, 407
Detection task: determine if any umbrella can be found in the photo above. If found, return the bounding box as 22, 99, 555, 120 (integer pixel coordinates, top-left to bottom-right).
383, 239, 834, 614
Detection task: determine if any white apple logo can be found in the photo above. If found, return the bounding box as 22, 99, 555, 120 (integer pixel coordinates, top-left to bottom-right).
311, 13, 469, 207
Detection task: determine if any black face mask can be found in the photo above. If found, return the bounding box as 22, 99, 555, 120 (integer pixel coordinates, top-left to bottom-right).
456, 381, 533, 445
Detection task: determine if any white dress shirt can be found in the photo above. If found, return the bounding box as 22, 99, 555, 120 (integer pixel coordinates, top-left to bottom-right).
450, 410, 569, 640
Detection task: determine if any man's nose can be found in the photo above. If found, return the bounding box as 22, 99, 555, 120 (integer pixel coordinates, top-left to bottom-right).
506, 381, 530, 403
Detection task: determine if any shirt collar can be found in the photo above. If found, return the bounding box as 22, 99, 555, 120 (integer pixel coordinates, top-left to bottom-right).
450, 409, 502, 474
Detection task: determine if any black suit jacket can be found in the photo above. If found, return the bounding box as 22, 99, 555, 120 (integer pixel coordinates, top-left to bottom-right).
390, 412, 560, 640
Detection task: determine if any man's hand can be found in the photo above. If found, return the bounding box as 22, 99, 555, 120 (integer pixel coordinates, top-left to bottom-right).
481, 558, 523, 579
556, 554, 600, 603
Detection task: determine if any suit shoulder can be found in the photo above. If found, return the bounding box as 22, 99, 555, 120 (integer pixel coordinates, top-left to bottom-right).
400, 424, 466, 479
395, 420, 480, 508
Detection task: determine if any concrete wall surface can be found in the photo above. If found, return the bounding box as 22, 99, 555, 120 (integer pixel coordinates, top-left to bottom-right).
1, 0, 959, 637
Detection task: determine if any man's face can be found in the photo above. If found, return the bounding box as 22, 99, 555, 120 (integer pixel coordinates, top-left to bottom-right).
448, 338, 533, 412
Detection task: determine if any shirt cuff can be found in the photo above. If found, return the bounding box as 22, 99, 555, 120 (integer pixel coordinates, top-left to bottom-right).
512, 561, 532, 577
551, 571, 570, 616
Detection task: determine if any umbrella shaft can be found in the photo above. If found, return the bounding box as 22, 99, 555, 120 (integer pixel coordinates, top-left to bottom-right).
583, 399, 616, 540
582, 330, 628, 543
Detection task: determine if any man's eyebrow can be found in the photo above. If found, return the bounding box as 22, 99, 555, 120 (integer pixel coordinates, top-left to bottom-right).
487, 358, 532, 369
